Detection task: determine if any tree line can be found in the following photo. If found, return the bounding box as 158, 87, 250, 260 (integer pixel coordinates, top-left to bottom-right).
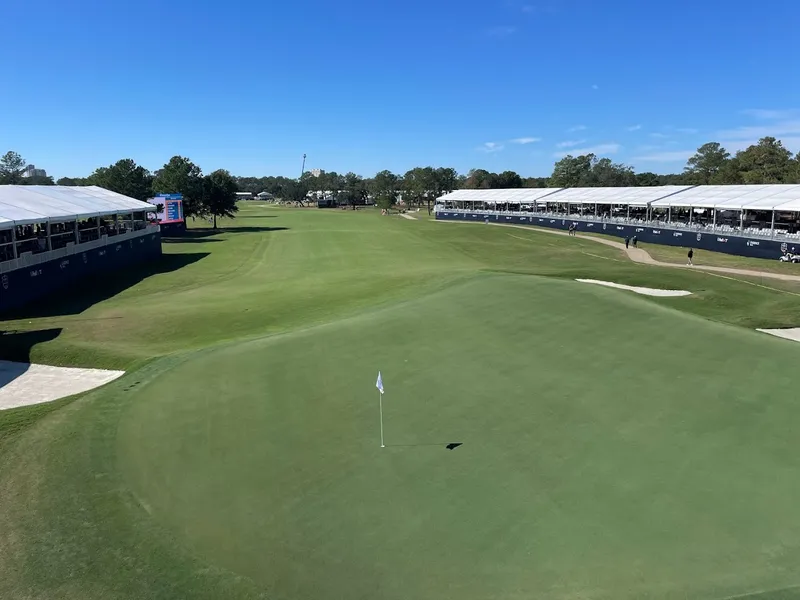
2, 135, 799, 221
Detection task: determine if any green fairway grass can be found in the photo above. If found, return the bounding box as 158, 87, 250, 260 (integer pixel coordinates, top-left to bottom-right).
3, 207, 800, 600
642, 241, 800, 275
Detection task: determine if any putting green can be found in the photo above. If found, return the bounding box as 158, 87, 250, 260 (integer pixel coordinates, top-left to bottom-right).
116, 273, 800, 600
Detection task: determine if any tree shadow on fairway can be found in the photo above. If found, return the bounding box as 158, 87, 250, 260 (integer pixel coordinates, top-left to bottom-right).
0, 327, 62, 387
4, 252, 209, 320
217, 226, 289, 234
163, 226, 289, 243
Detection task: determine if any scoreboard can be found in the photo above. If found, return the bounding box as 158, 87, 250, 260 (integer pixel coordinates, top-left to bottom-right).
154, 193, 185, 224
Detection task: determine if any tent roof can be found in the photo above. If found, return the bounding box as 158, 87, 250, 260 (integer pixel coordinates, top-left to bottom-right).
542, 185, 694, 206
438, 184, 800, 211
651, 184, 800, 210
437, 188, 562, 204
0, 185, 155, 228
436, 186, 692, 206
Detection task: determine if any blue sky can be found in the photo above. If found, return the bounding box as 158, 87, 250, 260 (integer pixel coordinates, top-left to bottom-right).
2, 0, 800, 179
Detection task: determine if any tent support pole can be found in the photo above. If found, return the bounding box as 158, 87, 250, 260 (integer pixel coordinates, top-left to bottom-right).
713, 209, 717, 231
771, 210, 776, 236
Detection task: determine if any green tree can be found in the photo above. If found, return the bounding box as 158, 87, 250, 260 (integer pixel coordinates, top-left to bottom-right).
20, 175, 55, 185
152, 156, 205, 217
88, 159, 153, 200
202, 169, 239, 228
523, 177, 550, 188
636, 172, 660, 186
370, 170, 399, 211
429, 167, 459, 214
588, 158, 636, 186
464, 169, 496, 189
684, 142, 730, 184
714, 157, 743, 184
0, 151, 27, 184
56, 176, 91, 186
402, 167, 429, 208
496, 171, 523, 188
280, 179, 309, 204
792, 152, 800, 183
340, 172, 368, 209
550, 154, 594, 187
736, 137, 794, 183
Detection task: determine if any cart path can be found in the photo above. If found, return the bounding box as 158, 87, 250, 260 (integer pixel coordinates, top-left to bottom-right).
440, 219, 800, 282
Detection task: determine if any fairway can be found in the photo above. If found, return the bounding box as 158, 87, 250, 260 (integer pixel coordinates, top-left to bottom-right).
3, 207, 800, 600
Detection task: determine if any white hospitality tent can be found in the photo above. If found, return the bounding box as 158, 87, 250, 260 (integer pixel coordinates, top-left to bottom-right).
0, 185, 155, 227
0, 185, 157, 261
544, 185, 693, 206
650, 184, 800, 231
438, 188, 563, 209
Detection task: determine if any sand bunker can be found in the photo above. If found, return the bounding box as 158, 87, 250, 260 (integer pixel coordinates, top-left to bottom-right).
756, 328, 800, 343
0, 361, 125, 411
399, 213, 417, 220
576, 279, 692, 297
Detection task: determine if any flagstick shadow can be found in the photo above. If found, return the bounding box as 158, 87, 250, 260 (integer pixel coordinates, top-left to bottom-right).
385, 443, 463, 450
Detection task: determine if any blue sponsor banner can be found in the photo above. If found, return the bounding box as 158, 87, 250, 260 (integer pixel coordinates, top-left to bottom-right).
435, 213, 791, 261
155, 193, 183, 200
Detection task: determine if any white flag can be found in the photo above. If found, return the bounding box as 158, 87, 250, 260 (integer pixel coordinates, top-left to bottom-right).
376, 371, 384, 395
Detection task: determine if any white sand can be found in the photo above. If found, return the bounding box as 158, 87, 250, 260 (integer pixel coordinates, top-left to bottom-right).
576, 279, 692, 297
399, 213, 417, 220
756, 328, 800, 343
0, 361, 125, 411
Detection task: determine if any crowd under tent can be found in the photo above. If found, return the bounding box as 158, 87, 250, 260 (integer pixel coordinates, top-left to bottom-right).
436, 184, 800, 237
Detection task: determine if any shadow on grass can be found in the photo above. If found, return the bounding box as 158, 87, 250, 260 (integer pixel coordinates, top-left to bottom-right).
166, 226, 289, 242
0, 328, 62, 394
0, 328, 62, 366
5, 252, 209, 320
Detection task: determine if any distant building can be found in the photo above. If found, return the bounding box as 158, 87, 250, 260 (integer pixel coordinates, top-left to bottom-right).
22, 165, 47, 178
235, 191, 254, 200
310, 169, 323, 177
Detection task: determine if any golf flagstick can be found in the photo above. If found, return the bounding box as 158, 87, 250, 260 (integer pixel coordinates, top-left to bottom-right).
376, 371, 385, 448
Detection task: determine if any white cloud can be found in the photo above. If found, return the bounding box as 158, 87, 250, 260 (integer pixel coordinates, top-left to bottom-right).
487, 26, 516, 36
568, 125, 587, 132
553, 143, 621, 158
676, 127, 699, 134
510, 137, 541, 144
631, 150, 694, 162
591, 84, 599, 90
626, 125, 642, 131
717, 120, 800, 140
479, 142, 504, 153
556, 139, 587, 148
741, 109, 800, 120
649, 132, 670, 139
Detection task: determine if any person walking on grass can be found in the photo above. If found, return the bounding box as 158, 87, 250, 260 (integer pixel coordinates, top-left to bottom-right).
687, 248, 694, 266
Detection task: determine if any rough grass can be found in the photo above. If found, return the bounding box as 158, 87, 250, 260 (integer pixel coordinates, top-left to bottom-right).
2, 206, 800, 600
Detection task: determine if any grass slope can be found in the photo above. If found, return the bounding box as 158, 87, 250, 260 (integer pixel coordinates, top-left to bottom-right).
2, 206, 800, 600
